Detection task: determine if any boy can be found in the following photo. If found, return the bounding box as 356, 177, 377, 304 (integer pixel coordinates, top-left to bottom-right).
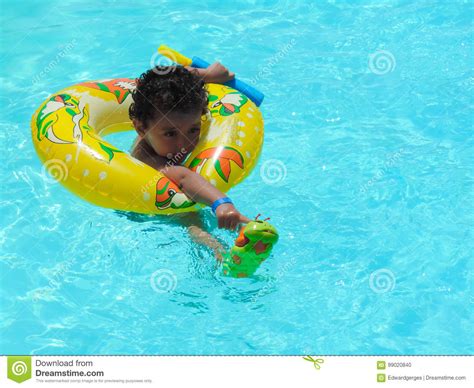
129, 63, 251, 258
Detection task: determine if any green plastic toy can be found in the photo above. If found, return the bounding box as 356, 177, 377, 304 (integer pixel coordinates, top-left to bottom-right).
222, 215, 279, 278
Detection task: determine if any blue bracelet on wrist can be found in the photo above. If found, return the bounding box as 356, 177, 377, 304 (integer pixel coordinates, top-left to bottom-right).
211, 197, 233, 214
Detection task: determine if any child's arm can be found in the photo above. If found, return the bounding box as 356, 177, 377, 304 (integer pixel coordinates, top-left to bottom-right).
188, 225, 225, 262
175, 212, 226, 262
161, 165, 250, 231
185, 62, 235, 84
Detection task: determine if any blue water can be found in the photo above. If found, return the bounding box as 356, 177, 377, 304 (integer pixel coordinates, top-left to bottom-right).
1, 0, 473, 355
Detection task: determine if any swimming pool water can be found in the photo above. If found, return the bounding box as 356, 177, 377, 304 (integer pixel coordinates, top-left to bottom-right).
1, 0, 473, 355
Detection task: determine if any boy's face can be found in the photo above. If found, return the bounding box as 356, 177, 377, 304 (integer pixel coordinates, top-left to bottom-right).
134, 110, 202, 161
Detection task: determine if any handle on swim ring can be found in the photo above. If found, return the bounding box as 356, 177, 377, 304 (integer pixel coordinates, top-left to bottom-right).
157, 45, 265, 107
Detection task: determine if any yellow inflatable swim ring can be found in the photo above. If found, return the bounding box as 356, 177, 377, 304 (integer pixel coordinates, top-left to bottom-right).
31, 79, 264, 215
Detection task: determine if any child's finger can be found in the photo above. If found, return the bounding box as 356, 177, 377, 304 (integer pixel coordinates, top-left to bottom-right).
218, 217, 224, 229
228, 218, 238, 231
232, 219, 239, 230
239, 215, 252, 223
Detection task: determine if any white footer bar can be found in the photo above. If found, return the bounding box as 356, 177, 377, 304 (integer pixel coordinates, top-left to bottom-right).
2, 355, 472, 387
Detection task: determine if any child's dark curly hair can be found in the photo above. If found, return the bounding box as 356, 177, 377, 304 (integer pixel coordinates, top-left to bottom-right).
129, 65, 208, 126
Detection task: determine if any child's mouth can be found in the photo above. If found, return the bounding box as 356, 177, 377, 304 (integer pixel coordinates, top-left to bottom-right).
166, 152, 189, 162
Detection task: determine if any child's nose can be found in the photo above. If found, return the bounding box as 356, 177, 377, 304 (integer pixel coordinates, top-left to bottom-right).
176, 140, 186, 152
178, 137, 193, 152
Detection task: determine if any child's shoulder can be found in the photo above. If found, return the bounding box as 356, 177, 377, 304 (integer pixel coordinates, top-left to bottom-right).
131, 137, 150, 158
130, 137, 167, 171
131, 137, 153, 164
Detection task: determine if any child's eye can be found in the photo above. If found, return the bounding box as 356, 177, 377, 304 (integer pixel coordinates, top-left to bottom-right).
190, 127, 201, 134
164, 132, 176, 137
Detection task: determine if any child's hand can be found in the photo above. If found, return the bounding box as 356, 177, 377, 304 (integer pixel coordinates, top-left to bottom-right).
204, 62, 235, 84
215, 203, 251, 231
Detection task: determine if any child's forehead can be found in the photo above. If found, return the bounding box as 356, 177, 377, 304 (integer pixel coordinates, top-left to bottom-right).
151, 110, 202, 129
154, 111, 201, 124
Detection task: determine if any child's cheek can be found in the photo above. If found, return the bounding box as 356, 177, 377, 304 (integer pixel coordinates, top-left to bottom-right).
149, 137, 167, 155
